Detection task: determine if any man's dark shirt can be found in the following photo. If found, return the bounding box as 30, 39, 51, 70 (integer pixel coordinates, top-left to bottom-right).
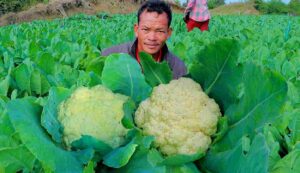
101, 39, 187, 79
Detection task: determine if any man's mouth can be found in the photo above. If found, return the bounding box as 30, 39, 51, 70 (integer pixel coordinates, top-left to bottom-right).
145, 43, 159, 49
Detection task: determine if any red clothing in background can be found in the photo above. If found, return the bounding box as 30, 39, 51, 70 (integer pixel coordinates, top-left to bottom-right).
186, 18, 209, 32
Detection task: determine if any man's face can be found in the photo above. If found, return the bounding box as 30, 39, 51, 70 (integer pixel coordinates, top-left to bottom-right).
134, 11, 172, 56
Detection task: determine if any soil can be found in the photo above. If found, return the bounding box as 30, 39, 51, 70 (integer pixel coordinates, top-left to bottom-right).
0, 0, 184, 26
210, 2, 259, 15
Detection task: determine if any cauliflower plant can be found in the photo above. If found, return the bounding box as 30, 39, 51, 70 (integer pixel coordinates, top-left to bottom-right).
135, 77, 221, 156
58, 85, 129, 149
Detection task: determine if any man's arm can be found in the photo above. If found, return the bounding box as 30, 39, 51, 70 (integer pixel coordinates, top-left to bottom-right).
101, 42, 133, 57
184, 0, 195, 22
184, 0, 195, 15
165, 52, 187, 79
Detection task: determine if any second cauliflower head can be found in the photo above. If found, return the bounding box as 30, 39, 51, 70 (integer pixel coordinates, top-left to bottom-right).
135, 77, 221, 156
58, 85, 129, 149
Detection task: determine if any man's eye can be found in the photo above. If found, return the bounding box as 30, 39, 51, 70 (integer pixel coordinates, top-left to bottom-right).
156, 30, 165, 33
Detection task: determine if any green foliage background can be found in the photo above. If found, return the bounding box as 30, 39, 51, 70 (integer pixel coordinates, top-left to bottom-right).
254, 0, 300, 15
208, 0, 225, 9
0, 0, 48, 15
0, 11, 300, 173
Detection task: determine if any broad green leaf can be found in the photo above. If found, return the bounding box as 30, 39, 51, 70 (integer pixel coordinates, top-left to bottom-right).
216, 64, 288, 150
256, 46, 270, 66
122, 99, 136, 129
271, 102, 293, 135
13, 60, 51, 96
0, 96, 9, 105
49, 65, 80, 88
0, 56, 4, 73
161, 150, 205, 166
30, 69, 51, 95
103, 141, 138, 168
28, 41, 42, 60
147, 148, 165, 166
128, 130, 155, 149
139, 52, 172, 87
271, 149, 300, 173
166, 162, 200, 173
171, 42, 188, 63
87, 71, 102, 87
202, 133, 276, 173
0, 75, 10, 96
140, 135, 155, 149
288, 109, 300, 148
0, 146, 36, 173
83, 161, 96, 173
7, 98, 88, 173
83, 56, 106, 76
75, 71, 92, 87
41, 87, 72, 143
13, 64, 31, 94
72, 149, 95, 165
262, 125, 282, 169
190, 38, 242, 110
287, 81, 300, 105
201, 64, 287, 173
114, 148, 166, 173
0, 113, 19, 147
71, 135, 112, 160
282, 60, 297, 80
212, 116, 229, 144
10, 89, 18, 100
34, 53, 56, 75
0, 105, 35, 172
102, 53, 152, 103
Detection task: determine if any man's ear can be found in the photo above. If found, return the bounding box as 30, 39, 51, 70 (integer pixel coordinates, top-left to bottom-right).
134, 24, 139, 37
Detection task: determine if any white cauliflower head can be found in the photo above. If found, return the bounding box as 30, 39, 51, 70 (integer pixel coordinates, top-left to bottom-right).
135, 77, 221, 156
58, 85, 129, 149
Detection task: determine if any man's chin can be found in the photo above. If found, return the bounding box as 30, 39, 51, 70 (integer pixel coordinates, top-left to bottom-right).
144, 49, 159, 55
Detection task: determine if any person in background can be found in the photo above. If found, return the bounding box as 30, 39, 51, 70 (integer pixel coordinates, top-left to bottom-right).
184, 0, 211, 32
102, 0, 187, 79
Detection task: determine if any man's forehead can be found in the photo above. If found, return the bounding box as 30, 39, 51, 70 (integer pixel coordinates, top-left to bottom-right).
144, 10, 161, 17
139, 11, 169, 25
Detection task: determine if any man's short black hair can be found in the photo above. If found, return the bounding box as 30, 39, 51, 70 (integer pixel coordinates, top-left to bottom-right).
137, 0, 172, 27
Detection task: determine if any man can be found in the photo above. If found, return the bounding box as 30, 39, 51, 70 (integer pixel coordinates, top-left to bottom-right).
184, 0, 210, 32
102, 0, 187, 79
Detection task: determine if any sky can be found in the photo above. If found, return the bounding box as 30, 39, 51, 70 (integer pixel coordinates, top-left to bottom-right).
178, 0, 291, 4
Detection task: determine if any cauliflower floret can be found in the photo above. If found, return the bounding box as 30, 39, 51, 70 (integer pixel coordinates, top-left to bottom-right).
58, 85, 128, 149
135, 77, 221, 156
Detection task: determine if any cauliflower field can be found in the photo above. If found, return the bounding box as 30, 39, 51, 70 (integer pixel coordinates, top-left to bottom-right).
0, 13, 300, 173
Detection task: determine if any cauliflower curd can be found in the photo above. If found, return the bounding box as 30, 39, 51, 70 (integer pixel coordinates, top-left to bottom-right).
135, 77, 221, 156
58, 85, 128, 149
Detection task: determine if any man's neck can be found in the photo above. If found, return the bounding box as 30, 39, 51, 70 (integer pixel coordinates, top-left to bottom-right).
153, 49, 162, 62
136, 46, 162, 62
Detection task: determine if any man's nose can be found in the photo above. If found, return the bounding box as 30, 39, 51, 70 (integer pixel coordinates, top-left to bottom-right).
147, 31, 157, 40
